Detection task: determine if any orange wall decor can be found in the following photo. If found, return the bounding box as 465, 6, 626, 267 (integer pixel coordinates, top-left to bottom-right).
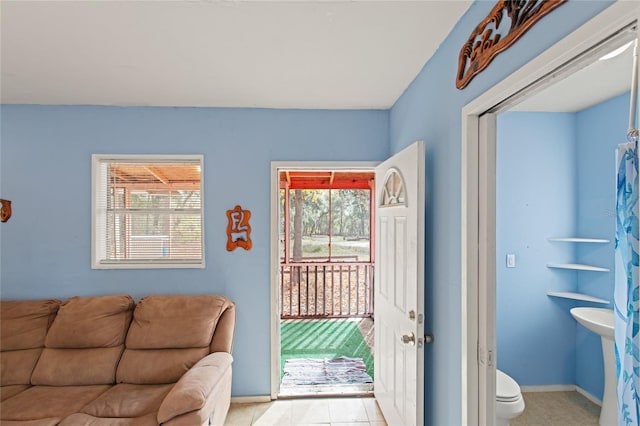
0, 199, 12, 223
226, 205, 252, 251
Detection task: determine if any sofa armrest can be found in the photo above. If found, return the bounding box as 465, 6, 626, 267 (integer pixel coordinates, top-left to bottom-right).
210, 302, 235, 354
157, 352, 233, 425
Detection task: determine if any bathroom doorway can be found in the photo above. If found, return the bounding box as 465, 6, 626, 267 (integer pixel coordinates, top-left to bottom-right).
490, 38, 634, 423
461, 2, 639, 424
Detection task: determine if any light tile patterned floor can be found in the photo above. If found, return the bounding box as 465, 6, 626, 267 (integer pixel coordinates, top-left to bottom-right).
225, 391, 599, 426
512, 391, 600, 426
224, 397, 387, 426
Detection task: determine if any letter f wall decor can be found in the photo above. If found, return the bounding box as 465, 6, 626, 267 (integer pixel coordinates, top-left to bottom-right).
226, 205, 252, 251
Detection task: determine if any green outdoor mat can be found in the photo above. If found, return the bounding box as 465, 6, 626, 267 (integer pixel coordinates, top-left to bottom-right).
280, 319, 373, 379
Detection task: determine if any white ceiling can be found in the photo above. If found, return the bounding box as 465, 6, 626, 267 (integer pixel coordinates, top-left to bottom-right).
513, 40, 634, 113
0, 0, 472, 110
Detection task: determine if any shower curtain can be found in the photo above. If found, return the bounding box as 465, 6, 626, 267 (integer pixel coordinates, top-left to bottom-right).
615, 140, 639, 426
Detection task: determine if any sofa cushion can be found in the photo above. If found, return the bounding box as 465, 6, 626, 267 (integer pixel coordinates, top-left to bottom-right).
0, 299, 61, 388
117, 295, 230, 385
125, 295, 229, 349
0, 385, 30, 402
30, 295, 134, 387
59, 413, 158, 426
117, 348, 209, 384
81, 383, 172, 418
1, 348, 43, 385
31, 347, 124, 386
45, 295, 134, 348
0, 385, 110, 421
0, 418, 62, 426
1, 299, 60, 351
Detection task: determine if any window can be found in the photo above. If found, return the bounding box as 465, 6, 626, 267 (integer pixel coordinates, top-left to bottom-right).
92, 155, 204, 269
380, 168, 406, 207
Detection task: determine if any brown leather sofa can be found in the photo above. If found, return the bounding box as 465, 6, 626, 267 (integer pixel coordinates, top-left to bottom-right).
0, 294, 236, 426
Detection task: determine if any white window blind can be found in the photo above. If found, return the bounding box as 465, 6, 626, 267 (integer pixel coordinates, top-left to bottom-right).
92, 155, 204, 269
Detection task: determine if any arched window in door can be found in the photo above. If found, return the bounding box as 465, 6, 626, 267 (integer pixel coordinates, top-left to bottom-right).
380, 168, 406, 207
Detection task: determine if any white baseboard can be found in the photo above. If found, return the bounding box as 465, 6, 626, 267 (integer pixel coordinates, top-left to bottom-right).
231, 395, 272, 404
576, 386, 602, 407
519, 384, 576, 393
518, 384, 602, 407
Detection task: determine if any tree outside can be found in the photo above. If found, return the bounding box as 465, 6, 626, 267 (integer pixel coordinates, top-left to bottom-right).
280, 189, 371, 263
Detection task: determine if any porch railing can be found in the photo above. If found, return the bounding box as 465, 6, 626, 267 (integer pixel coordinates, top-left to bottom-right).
280, 261, 374, 319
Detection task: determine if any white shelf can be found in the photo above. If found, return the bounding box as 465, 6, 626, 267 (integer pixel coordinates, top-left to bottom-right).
546, 263, 609, 272
547, 237, 610, 243
547, 292, 609, 304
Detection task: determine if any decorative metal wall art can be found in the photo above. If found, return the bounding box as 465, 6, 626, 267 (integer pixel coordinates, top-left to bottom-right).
0, 199, 11, 223
456, 0, 566, 90
226, 205, 252, 251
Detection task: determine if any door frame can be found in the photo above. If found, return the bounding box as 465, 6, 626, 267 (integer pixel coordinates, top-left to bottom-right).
270, 160, 378, 399
461, 2, 639, 424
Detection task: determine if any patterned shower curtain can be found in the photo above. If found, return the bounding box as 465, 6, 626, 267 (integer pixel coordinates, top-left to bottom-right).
615, 140, 639, 426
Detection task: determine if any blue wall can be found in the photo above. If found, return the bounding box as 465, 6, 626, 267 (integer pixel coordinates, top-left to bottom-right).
389, 1, 614, 424
0, 105, 389, 396
496, 112, 578, 387
575, 92, 628, 399
575, 93, 627, 305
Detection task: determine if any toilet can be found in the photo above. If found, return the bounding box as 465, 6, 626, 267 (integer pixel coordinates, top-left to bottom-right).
496, 369, 525, 426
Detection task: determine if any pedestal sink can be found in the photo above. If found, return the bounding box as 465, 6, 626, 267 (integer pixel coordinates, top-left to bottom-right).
570, 307, 615, 426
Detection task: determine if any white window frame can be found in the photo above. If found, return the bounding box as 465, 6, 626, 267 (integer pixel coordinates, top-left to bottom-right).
91, 154, 205, 269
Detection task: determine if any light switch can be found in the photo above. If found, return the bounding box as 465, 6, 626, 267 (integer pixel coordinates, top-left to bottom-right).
506, 254, 516, 268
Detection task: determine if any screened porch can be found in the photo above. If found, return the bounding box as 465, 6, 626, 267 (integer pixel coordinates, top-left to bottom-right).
279, 170, 375, 320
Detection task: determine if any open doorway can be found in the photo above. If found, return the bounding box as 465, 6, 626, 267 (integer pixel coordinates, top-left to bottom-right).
461, 3, 638, 425
270, 164, 377, 398
270, 144, 425, 423
491, 31, 635, 425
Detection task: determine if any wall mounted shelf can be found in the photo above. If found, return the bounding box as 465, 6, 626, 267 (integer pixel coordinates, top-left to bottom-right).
547, 291, 609, 304
547, 237, 610, 243
546, 263, 610, 272
545, 238, 611, 305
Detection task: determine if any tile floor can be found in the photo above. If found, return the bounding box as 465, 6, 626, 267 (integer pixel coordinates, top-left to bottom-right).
225, 390, 600, 426
224, 397, 387, 426
512, 391, 600, 426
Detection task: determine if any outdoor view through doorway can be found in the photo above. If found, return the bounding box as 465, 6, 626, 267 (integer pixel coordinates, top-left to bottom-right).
278, 170, 375, 397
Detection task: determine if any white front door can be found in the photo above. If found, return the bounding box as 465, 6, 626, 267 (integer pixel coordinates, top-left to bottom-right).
374, 141, 425, 426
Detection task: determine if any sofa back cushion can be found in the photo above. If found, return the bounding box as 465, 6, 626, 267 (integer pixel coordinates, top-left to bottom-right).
117, 295, 233, 384
0, 299, 61, 386
1, 299, 61, 351
31, 295, 134, 386
45, 295, 134, 348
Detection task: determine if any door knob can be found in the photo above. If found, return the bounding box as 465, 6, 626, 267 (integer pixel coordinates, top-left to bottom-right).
401, 332, 415, 345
